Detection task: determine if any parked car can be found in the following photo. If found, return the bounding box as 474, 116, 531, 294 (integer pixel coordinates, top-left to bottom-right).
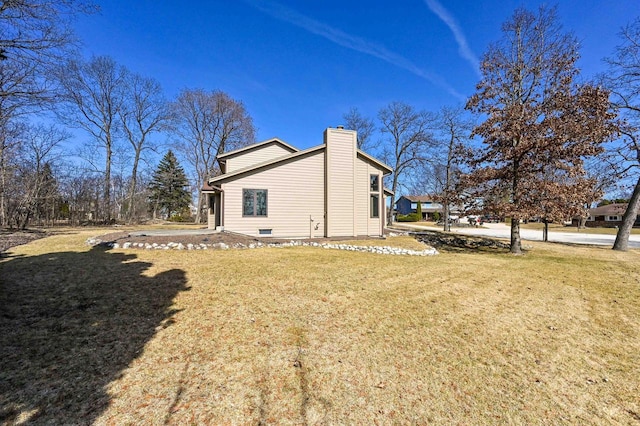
482, 215, 502, 223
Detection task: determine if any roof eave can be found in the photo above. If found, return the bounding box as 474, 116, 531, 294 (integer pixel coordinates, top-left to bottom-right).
357, 150, 393, 175
217, 138, 298, 160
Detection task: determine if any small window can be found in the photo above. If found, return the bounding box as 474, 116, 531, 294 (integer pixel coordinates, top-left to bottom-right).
370, 174, 379, 192
243, 189, 268, 216
371, 194, 379, 218
259, 229, 272, 235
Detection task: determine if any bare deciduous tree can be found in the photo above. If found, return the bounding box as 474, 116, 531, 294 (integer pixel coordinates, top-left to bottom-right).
343, 107, 376, 152
379, 101, 437, 225
602, 18, 640, 251
465, 6, 616, 254
433, 106, 473, 231
56, 55, 127, 222
58, 165, 102, 225
0, 0, 94, 226
171, 89, 255, 223
14, 124, 67, 228
120, 72, 168, 222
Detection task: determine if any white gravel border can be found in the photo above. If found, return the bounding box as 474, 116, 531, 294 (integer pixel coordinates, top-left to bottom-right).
86, 235, 438, 256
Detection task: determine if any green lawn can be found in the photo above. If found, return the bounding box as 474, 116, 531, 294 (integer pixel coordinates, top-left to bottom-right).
1, 229, 639, 424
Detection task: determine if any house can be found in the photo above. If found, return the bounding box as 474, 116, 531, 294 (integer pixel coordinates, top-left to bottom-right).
583, 203, 640, 228
395, 195, 443, 220
202, 127, 393, 238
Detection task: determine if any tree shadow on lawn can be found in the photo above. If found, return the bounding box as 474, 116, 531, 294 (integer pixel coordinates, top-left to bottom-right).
412, 231, 512, 254
0, 245, 188, 425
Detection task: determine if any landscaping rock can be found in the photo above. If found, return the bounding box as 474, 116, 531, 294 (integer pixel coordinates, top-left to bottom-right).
85, 231, 438, 256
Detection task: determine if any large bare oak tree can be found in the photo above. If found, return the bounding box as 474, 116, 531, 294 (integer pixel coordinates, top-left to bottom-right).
170, 89, 255, 223
120, 73, 169, 222
603, 18, 640, 251
343, 107, 376, 152
379, 101, 437, 225
56, 56, 127, 222
0, 0, 95, 226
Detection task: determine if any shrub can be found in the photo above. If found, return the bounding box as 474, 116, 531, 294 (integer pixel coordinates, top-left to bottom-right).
169, 214, 192, 222
397, 213, 421, 222
432, 211, 441, 222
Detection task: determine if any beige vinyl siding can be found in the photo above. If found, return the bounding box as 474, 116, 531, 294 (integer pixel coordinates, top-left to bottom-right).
225, 143, 294, 173
355, 158, 369, 236
325, 128, 357, 237
222, 151, 325, 237
355, 157, 384, 236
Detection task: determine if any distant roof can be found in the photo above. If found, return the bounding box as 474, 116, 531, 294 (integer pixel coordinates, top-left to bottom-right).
399, 195, 436, 203
589, 203, 628, 216
217, 138, 298, 160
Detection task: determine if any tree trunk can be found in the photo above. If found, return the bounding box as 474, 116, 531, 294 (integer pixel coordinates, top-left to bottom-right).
387, 175, 399, 226
0, 164, 5, 227
613, 175, 640, 251
543, 219, 549, 242
443, 203, 450, 232
510, 218, 523, 254
0, 142, 6, 227
127, 153, 140, 224
20, 209, 31, 230
195, 182, 203, 224
104, 141, 112, 222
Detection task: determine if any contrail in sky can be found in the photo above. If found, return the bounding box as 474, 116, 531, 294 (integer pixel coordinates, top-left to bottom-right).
424, 0, 482, 78
245, 0, 465, 100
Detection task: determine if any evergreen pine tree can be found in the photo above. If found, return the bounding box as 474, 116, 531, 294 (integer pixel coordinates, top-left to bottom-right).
149, 151, 191, 219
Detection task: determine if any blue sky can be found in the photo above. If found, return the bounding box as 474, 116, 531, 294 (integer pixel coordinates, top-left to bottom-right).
74, 0, 638, 151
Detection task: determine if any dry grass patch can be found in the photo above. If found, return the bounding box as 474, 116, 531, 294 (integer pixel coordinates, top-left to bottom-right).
1, 231, 639, 424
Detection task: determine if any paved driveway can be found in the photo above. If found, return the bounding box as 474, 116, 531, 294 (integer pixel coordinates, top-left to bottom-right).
396, 222, 640, 249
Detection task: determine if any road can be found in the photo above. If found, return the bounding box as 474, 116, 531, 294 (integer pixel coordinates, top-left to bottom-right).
126, 224, 640, 249
395, 222, 640, 249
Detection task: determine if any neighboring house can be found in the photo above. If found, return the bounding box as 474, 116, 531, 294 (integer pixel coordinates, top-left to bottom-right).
583, 203, 640, 228
202, 127, 393, 238
395, 195, 443, 220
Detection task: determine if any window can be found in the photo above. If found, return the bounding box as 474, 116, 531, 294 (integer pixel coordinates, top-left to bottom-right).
259, 228, 272, 235
371, 194, 379, 218
607, 215, 620, 221
243, 189, 267, 216
370, 174, 380, 218
370, 174, 379, 192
